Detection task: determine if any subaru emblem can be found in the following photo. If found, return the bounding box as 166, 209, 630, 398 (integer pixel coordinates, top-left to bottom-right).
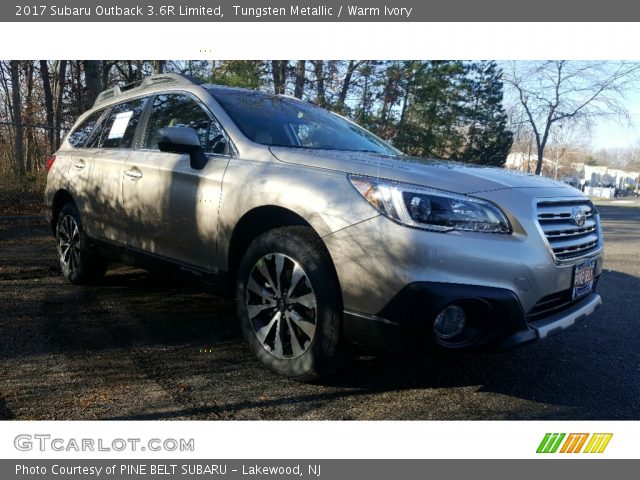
571, 207, 587, 227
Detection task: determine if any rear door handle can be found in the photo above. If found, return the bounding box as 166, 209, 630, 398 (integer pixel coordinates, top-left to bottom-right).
124, 167, 143, 180
73, 159, 85, 169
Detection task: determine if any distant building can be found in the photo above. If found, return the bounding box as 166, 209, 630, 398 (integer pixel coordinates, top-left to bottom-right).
505, 152, 640, 198
582, 165, 639, 190
505, 152, 555, 175
573, 164, 638, 198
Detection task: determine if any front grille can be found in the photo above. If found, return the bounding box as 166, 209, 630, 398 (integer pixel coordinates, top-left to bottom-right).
536, 198, 602, 262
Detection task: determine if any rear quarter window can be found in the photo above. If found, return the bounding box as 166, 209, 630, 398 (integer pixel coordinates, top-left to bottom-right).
67, 108, 107, 148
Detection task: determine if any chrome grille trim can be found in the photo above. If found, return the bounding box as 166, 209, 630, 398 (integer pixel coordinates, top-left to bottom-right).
536, 198, 603, 263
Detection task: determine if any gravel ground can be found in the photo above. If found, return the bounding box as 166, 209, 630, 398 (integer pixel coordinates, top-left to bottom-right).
0, 199, 639, 420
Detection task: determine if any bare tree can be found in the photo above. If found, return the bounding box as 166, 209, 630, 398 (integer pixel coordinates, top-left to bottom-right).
23, 61, 35, 171
629, 140, 640, 170
294, 60, 306, 99
40, 61, 55, 153
357, 61, 374, 124
101, 61, 116, 89
114, 61, 144, 83
336, 60, 365, 114
10, 61, 24, 176
271, 60, 287, 94
54, 60, 67, 149
152, 60, 166, 74
505, 103, 537, 173
312, 61, 327, 107
546, 123, 591, 179
84, 60, 102, 109
504, 60, 640, 175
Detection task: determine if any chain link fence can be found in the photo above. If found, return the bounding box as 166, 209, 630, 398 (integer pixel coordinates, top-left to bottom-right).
0, 121, 63, 214
0, 120, 63, 173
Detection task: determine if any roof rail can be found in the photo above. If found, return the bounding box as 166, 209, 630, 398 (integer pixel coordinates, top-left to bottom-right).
93, 72, 202, 107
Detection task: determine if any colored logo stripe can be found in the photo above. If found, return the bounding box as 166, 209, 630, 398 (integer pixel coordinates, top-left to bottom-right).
537, 433, 566, 453
583, 433, 613, 453
560, 433, 589, 453
537, 433, 613, 453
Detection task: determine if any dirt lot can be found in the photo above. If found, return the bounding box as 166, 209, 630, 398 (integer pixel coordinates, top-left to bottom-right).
1, 198, 639, 420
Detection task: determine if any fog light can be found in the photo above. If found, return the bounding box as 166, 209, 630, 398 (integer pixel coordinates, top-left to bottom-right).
433, 305, 467, 339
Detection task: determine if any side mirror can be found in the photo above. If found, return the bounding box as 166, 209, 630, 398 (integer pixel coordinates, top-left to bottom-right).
157, 127, 208, 170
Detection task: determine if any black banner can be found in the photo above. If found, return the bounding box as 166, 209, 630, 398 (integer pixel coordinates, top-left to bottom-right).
3, 459, 639, 480
6, 0, 640, 22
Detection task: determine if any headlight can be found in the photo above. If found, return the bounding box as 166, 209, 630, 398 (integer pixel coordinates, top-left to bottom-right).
349, 175, 511, 234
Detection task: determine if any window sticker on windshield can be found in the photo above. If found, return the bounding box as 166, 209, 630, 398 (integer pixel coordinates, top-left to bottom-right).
108, 111, 134, 139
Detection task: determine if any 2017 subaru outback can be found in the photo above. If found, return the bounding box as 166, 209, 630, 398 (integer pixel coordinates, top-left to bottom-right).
45, 73, 603, 380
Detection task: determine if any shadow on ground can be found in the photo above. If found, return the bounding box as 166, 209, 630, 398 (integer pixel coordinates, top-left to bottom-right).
1, 203, 639, 420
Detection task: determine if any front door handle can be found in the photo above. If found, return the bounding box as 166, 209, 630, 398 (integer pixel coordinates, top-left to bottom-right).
124, 168, 143, 180
73, 159, 85, 169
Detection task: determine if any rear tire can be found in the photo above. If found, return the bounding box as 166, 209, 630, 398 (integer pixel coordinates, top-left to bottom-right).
236, 227, 346, 381
55, 203, 108, 284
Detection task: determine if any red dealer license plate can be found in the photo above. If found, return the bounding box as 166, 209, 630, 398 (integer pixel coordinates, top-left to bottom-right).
572, 259, 596, 301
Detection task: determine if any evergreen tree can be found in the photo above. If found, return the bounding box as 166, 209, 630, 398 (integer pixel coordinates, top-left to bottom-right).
393, 60, 468, 158
210, 61, 265, 89
458, 61, 513, 166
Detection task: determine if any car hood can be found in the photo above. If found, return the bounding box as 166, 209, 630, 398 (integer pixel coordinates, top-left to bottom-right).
270, 148, 574, 194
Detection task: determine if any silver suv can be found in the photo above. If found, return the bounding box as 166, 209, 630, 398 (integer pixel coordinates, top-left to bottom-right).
45, 73, 603, 379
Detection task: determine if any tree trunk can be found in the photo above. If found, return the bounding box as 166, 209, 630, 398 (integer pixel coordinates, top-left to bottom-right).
398, 72, 413, 131
54, 60, 67, 150
74, 61, 83, 116
84, 60, 102, 110
536, 146, 544, 175
358, 62, 371, 123
135, 61, 144, 81
271, 60, 287, 94
294, 60, 305, 99
122, 61, 138, 83
24, 62, 34, 172
10, 61, 25, 176
102, 61, 114, 89
337, 60, 358, 114
379, 66, 399, 132
535, 125, 551, 175
40, 61, 55, 154
152, 60, 166, 74
312, 61, 326, 107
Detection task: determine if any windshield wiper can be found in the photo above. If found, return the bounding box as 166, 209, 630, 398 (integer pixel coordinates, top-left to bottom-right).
340, 149, 383, 153
266, 144, 389, 154
264, 144, 311, 149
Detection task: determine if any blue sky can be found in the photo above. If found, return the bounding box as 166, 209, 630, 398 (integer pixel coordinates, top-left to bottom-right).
591, 89, 640, 148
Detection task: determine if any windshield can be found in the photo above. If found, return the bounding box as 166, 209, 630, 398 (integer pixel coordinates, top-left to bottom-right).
208, 88, 400, 155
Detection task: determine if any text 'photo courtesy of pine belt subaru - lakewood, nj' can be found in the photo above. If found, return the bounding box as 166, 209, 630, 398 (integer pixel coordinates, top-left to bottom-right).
44, 73, 603, 380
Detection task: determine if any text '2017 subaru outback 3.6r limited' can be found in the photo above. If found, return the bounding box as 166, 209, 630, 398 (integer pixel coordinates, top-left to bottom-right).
45, 73, 603, 380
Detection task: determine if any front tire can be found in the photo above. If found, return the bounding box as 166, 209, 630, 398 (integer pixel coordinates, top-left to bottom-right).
55, 203, 108, 284
236, 227, 346, 381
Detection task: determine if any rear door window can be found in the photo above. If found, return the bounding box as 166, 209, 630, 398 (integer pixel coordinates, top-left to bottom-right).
87, 97, 147, 149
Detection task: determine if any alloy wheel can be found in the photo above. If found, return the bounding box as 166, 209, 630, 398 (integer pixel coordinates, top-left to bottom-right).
58, 214, 81, 274
245, 253, 317, 359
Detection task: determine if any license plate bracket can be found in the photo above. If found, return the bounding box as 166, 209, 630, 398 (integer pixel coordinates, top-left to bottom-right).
572, 259, 596, 301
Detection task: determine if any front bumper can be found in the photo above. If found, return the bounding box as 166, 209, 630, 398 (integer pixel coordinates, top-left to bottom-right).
528, 292, 601, 340
323, 187, 604, 352
343, 281, 601, 351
